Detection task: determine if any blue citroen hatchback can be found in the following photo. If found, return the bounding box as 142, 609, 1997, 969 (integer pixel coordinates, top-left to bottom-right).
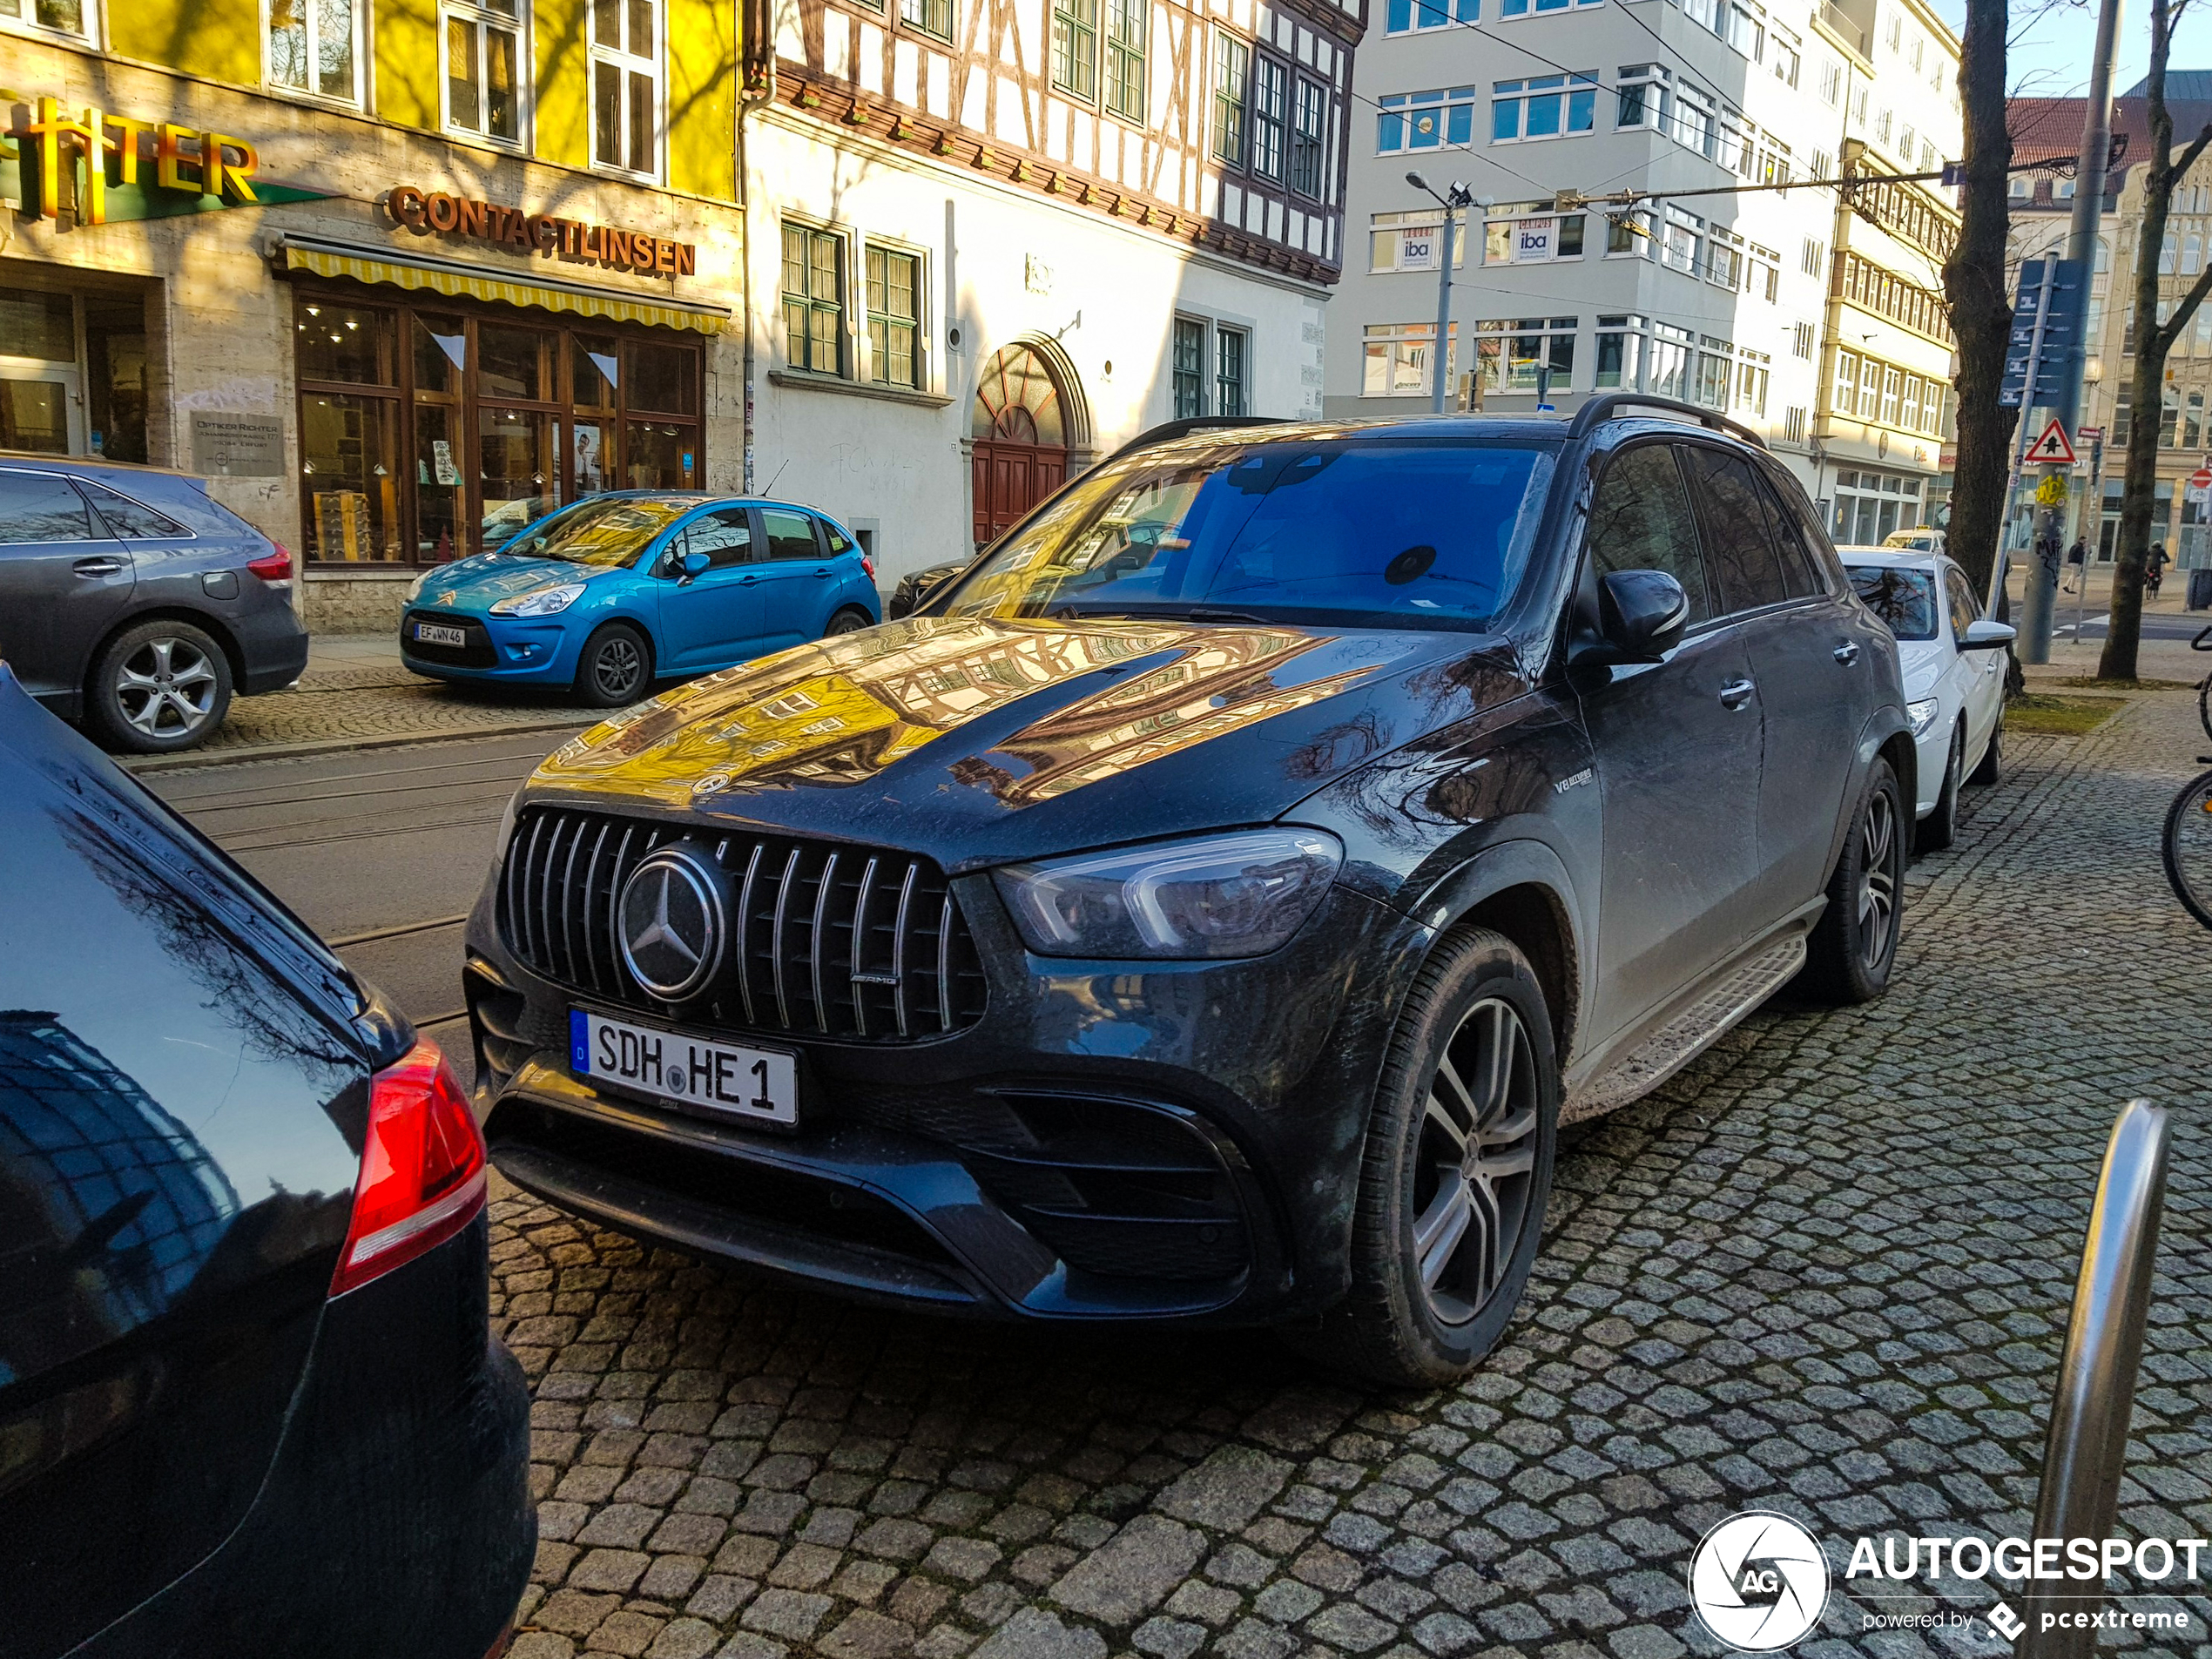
398, 492, 880, 705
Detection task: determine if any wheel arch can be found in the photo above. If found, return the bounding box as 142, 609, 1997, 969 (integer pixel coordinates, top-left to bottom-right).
1399, 839, 1586, 1069
584, 613, 657, 678
84, 606, 246, 700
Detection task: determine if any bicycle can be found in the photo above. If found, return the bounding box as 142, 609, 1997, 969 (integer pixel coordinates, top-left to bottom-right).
2161, 627, 2212, 927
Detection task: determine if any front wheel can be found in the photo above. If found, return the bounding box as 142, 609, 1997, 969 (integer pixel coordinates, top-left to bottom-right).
1289, 927, 1557, 1388
573, 624, 650, 708
1915, 725, 1963, 854
1799, 757, 1905, 1004
2161, 769, 2212, 931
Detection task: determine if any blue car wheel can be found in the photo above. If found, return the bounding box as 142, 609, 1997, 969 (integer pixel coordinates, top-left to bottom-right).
824, 606, 873, 637
576, 623, 651, 707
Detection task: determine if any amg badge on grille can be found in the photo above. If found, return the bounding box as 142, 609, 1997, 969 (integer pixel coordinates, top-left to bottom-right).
617, 845, 727, 1001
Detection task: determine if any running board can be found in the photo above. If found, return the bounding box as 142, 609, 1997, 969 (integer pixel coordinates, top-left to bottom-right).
1561, 934, 1807, 1125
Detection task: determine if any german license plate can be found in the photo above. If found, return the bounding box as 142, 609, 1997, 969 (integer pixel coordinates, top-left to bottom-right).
413, 621, 468, 647
569, 1008, 798, 1127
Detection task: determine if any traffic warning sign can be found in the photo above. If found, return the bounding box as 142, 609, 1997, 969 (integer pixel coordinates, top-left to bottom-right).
2027, 418, 2077, 465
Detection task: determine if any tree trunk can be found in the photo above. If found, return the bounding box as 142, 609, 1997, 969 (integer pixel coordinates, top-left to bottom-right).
1942, 0, 2016, 601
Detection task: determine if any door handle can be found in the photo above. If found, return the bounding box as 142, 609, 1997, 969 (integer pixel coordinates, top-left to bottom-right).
813, 567, 832, 578
1833, 642, 1860, 665
72, 556, 126, 577
1718, 678, 1756, 710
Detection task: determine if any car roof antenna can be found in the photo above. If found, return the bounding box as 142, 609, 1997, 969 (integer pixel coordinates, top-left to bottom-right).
761, 458, 792, 498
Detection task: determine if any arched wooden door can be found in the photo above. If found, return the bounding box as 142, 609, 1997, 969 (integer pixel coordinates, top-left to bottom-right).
971, 346, 1069, 547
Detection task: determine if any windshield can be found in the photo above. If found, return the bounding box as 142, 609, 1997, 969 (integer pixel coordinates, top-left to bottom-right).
497, 496, 698, 566
1847, 563, 1938, 640
937, 437, 1555, 631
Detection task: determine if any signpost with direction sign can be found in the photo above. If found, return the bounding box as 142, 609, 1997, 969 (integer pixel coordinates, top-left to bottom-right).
2001, 258, 2088, 409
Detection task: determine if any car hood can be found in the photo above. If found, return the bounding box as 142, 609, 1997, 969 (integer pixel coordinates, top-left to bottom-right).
414, 554, 614, 611
523, 614, 1529, 870
1896, 637, 1949, 698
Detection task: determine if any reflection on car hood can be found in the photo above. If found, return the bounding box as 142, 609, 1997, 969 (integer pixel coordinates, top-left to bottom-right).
1896, 637, 1949, 698
525, 615, 1526, 868
414, 554, 606, 611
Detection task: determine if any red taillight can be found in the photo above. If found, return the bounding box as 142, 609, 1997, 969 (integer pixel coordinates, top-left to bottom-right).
247, 543, 294, 581
330, 1040, 488, 1297
861, 555, 875, 580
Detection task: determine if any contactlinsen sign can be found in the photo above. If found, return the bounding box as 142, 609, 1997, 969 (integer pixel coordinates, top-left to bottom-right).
387, 185, 697, 278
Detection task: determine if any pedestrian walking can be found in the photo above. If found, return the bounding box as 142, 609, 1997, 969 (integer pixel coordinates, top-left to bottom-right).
2149, 541, 2171, 597
2064, 537, 2087, 594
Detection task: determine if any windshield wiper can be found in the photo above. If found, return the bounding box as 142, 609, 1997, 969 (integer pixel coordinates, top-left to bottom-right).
1180, 607, 1272, 624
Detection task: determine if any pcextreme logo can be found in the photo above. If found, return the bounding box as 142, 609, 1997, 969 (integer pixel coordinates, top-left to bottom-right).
1687, 1512, 2205, 1650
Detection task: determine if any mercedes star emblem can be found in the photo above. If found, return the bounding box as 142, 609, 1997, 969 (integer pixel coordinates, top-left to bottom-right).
617, 846, 726, 1001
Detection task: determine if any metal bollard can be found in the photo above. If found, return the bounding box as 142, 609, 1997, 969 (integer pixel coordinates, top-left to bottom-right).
2015, 1098, 2173, 1658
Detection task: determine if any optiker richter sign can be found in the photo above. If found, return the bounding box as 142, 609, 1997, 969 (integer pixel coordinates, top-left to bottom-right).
386, 185, 697, 279
3, 95, 327, 225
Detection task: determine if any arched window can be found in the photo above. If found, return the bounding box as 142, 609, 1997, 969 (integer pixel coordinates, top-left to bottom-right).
971, 346, 1067, 447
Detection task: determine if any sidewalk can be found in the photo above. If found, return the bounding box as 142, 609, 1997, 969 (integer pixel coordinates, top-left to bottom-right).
129, 632, 593, 772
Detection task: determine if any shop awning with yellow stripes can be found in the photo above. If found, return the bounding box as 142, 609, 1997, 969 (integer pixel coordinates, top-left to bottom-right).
275, 234, 729, 334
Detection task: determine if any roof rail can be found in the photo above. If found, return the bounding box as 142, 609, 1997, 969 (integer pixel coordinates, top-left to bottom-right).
1566, 394, 1766, 448
1102, 415, 1287, 465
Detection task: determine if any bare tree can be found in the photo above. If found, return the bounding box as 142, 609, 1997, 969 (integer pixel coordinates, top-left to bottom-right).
2103, 0, 2212, 679
1942, 0, 2019, 601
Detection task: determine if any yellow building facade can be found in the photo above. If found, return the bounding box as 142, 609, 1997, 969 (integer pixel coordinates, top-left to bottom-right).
3, 0, 745, 626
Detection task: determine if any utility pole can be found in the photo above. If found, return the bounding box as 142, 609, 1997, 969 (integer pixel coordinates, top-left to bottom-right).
1408, 172, 1478, 414
2020, 0, 2124, 661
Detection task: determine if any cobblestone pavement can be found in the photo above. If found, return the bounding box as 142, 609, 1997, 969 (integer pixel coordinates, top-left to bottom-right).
489, 686, 2212, 1659
184, 654, 592, 758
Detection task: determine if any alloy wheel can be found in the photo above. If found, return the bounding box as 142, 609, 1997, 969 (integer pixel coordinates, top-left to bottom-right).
116, 636, 220, 738
595, 637, 643, 699
1857, 786, 1900, 972
1411, 997, 1540, 1327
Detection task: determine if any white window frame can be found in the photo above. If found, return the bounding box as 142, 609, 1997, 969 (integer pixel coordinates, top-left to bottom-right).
441, 0, 531, 149
590, 0, 664, 182
1362, 320, 1454, 399
264, 0, 367, 106
0, 0, 98, 47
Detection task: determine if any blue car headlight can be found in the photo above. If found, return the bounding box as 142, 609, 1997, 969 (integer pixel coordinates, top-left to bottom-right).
489, 582, 587, 617
994, 828, 1344, 960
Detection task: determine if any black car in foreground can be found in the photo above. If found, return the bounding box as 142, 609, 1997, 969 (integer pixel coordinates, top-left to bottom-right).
468, 398, 1912, 1386
0, 455, 311, 754
0, 671, 532, 1656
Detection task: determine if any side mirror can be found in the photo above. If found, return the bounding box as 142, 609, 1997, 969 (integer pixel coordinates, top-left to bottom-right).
664, 550, 711, 583
1595, 569, 1690, 664
1958, 618, 2016, 651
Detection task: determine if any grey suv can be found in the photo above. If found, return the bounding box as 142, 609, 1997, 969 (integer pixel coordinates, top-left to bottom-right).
0, 455, 309, 752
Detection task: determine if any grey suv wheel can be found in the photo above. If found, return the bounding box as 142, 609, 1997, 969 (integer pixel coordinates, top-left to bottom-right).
87, 620, 233, 753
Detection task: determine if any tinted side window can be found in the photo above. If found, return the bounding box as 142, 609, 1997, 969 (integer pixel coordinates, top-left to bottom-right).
1683, 446, 1790, 614
1944, 565, 1981, 638
823, 521, 853, 555
1587, 443, 1711, 623
78, 481, 190, 540
761, 509, 822, 562
1752, 478, 1821, 597
0, 473, 98, 543
678, 508, 753, 570
1755, 456, 1843, 589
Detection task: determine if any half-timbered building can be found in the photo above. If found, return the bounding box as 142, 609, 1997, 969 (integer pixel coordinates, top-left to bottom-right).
738, 0, 1365, 577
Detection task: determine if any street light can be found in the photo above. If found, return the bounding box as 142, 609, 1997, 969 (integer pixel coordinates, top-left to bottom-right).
1407, 172, 1483, 414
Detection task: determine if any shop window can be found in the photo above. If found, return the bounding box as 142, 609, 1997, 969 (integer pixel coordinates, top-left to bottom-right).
1291, 79, 1326, 197
1216, 326, 1248, 416
592, 0, 660, 177
1173, 316, 1206, 415
1104, 0, 1146, 121
479, 323, 550, 401
781, 224, 846, 376
1212, 34, 1251, 165
1250, 58, 1288, 181
444, 0, 523, 145
628, 340, 699, 414
295, 300, 389, 386
267, 0, 361, 102
866, 246, 921, 391
1052, 0, 1098, 99
1, 287, 78, 455
900, 0, 950, 38
1, 0, 89, 40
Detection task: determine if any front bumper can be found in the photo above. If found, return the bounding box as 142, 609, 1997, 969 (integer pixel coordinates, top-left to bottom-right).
400, 607, 584, 685
470, 877, 1424, 1326
1910, 713, 1952, 817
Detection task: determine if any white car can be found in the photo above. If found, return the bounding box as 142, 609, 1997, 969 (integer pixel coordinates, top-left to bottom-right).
1881, 527, 1946, 556
1839, 547, 2012, 851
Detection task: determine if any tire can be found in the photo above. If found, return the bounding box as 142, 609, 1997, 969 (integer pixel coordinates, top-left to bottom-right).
573, 624, 651, 708
824, 607, 873, 637
2161, 768, 2212, 932
85, 619, 233, 753
1968, 709, 2003, 786
1290, 927, 1558, 1388
1915, 725, 1963, 854
1800, 757, 1905, 1005
2198, 675, 2212, 746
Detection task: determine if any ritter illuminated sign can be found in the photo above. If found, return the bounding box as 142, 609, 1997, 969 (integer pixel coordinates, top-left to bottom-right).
386, 185, 698, 279
3, 95, 326, 224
